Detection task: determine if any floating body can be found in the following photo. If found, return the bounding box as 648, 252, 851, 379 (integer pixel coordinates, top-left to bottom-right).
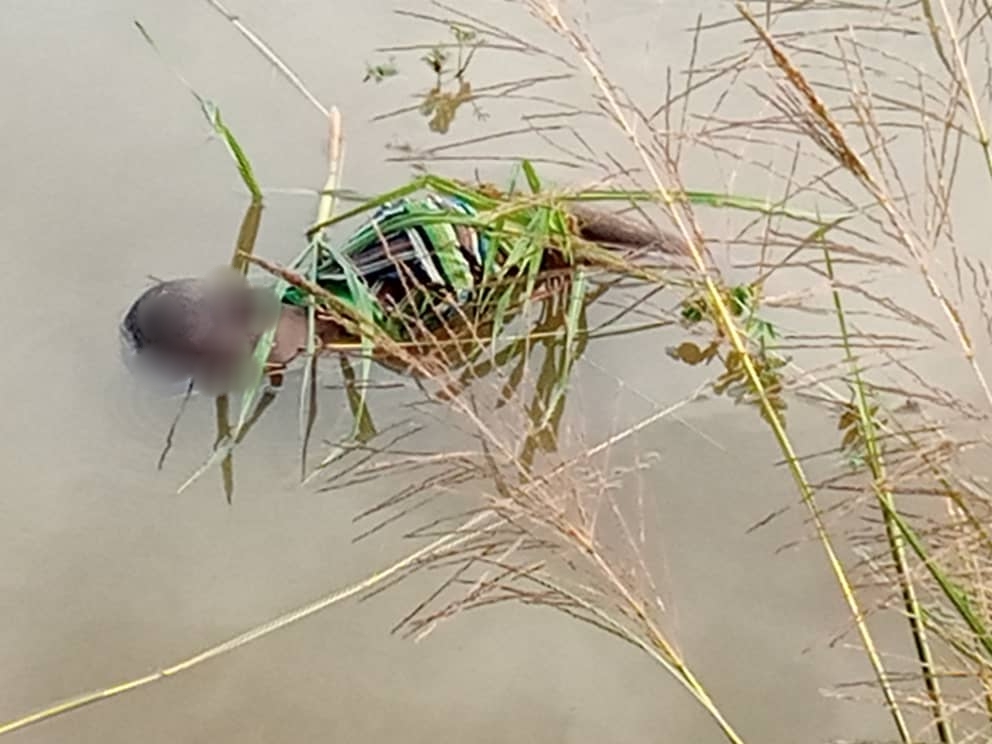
120, 194, 687, 393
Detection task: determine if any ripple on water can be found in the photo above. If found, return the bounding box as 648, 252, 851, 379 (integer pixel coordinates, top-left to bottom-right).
88, 315, 214, 477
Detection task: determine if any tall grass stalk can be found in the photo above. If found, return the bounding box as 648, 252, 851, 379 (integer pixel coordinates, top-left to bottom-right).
532, 1, 913, 739
825, 242, 953, 742
298, 106, 345, 475
712, 1, 992, 737
735, 3, 992, 411
0, 512, 495, 737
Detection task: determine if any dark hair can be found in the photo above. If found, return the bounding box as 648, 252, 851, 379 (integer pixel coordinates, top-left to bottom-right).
120, 276, 278, 392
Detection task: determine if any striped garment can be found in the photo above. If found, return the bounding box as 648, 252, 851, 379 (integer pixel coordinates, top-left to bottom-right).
283, 193, 495, 321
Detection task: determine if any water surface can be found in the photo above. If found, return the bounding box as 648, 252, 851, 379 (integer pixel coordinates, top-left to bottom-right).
0, 2, 922, 741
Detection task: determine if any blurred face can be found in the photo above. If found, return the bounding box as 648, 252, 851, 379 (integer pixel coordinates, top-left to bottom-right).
120, 273, 279, 395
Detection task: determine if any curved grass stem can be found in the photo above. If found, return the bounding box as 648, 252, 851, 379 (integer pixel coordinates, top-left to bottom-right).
530, 2, 916, 740
0, 513, 496, 738
824, 243, 953, 743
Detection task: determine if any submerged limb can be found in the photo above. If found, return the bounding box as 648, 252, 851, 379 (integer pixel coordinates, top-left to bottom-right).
568, 204, 691, 256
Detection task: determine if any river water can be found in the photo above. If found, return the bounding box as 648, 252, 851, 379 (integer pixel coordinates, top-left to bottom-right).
0, 1, 947, 742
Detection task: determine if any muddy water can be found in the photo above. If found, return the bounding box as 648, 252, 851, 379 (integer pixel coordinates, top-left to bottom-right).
0, 2, 909, 742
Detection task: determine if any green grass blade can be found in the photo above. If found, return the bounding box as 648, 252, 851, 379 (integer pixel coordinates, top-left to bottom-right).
521, 159, 542, 193
200, 102, 262, 201
539, 268, 587, 430
214, 396, 235, 504
134, 21, 261, 201
824, 238, 954, 742
339, 355, 377, 441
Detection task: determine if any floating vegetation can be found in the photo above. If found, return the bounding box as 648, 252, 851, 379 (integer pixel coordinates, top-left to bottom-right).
363, 21, 486, 133
363, 56, 399, 84
414, 23, 485, 132
674, 281, 787, 423
419, 78, 476, 133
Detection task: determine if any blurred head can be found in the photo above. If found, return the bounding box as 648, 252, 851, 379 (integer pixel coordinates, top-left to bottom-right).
119, 272, 279, 395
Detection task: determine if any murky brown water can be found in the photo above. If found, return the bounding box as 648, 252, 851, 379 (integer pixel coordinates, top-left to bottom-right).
0, 2, 919, 742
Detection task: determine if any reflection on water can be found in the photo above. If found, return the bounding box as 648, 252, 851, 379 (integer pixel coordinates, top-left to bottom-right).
0, 1, 915, 742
